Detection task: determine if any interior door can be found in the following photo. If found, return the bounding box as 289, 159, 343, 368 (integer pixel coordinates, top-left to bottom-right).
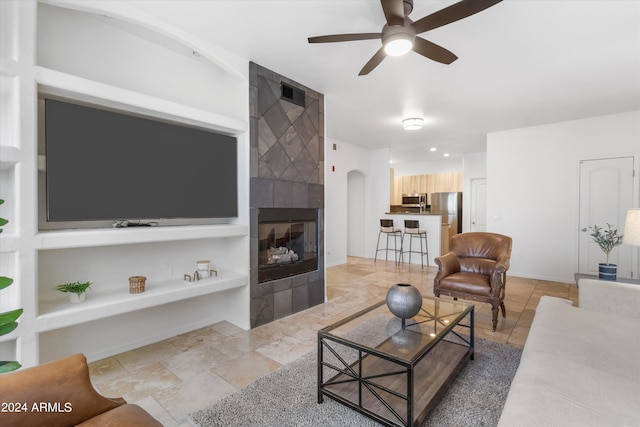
347, 170, 366, 257
470, 178, 487, 232
578, 157, 635, 277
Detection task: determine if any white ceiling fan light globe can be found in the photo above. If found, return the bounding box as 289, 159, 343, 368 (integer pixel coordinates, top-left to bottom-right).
383, 32, 414, 56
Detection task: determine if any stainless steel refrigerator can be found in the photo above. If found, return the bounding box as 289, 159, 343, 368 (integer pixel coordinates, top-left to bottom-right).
430, 192, 463, 234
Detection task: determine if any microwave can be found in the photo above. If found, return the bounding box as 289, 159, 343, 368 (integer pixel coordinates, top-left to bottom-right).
401, 193, 427, 207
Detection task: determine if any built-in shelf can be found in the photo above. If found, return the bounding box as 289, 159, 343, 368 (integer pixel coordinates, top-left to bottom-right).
35, 224, 248, 250
0, 233, 18, 253
36, 270, 247, 333
35, 66, 248, 135
0, 146, 20, 169
0, 58, 19, 76
0, 329, 20, 344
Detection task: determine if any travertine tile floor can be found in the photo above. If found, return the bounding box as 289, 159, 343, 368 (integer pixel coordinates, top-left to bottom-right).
88, 257, 578, 426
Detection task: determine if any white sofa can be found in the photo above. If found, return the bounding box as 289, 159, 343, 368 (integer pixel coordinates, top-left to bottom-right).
498, 279, 640, 426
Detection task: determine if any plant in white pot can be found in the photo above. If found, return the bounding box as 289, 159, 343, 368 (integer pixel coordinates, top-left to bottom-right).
589, 224, 624, 280
55, 281, 92, 303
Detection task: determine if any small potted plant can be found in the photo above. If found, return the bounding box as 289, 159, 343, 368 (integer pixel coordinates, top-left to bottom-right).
55, 281, 92, 303
589, 224, 624, 280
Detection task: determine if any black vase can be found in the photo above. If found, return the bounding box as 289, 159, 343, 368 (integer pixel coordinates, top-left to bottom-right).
598, 263, 617, 281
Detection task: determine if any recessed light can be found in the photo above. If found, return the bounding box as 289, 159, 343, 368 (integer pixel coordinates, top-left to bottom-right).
443, 153, 450, 157
430, 147, 437, 152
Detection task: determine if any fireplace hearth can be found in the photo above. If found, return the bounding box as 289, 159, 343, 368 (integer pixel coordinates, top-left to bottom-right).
258, 208, 318, 283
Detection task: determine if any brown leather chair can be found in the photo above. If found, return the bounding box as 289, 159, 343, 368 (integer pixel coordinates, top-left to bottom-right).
434, 232, 512, 331
0, 353, 162, 426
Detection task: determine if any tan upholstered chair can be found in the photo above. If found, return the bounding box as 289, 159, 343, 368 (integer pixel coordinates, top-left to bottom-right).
434, 232, 512, 331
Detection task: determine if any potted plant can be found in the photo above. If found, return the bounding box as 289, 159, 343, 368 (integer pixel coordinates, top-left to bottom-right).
55, 281, 92, 303
0, 199, 23, 373
589, 223, 624, 280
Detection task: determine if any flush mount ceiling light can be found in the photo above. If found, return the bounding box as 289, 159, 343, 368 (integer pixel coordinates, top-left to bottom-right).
402, 117, 423, 130
383, 30, 415, 56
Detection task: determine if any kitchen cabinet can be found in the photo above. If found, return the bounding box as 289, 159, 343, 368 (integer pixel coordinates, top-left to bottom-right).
390, 172, 462, 205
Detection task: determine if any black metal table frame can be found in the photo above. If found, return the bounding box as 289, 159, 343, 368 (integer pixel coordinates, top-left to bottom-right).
317, 300, 474, 427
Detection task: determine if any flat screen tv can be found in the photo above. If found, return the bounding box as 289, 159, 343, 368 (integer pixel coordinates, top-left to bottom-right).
44, 98, 238, 226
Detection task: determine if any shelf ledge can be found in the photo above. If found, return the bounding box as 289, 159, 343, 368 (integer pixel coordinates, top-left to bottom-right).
35, 223, 248, 250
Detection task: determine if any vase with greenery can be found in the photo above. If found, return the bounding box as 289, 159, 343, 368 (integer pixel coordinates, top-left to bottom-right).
589, 223, 624, 280
0, 199, 23, 373
55, 281, 92, 303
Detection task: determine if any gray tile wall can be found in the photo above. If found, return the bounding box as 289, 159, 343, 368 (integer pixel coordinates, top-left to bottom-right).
249, 62, 325, 328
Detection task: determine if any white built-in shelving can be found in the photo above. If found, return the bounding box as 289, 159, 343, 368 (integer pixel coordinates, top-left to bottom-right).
36, 270, 247, 332
2, 0, 250, 366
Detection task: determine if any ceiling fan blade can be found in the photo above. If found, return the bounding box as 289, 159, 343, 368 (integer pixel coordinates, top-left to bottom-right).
412, 37, 458, 64
412, 0, 503, 34
359, 48, 387, 76
380, 0, 405, 27
308, 33, 381, 43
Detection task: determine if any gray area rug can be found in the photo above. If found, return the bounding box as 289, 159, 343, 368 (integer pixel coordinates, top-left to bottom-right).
189, 338, 522, 427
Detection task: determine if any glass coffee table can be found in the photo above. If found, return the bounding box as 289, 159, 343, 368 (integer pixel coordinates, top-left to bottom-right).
317, 296, 474, 427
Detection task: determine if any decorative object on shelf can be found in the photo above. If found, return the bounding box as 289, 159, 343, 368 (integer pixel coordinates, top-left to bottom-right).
386, 283, 423, 328
0, 198, 23, 373
196, 259, 215, 278
129, 276, 146, 294
589, 224, 624, 280
186, 260, 219, 282
55, 281, 92, 303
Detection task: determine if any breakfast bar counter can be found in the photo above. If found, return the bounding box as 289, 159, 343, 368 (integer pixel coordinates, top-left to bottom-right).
381, 213, 450, 266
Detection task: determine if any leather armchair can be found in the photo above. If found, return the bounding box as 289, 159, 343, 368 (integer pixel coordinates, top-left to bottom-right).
434, 232, 512, 331
0, 353, 162, 426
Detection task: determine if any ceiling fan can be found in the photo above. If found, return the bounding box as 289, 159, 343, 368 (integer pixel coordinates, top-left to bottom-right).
308, 0, 502, 75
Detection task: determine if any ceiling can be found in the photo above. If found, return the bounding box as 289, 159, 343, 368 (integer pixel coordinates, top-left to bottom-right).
124, 1, 640, 164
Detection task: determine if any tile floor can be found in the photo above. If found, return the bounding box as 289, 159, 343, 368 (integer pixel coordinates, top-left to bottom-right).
88, 257, 578, 426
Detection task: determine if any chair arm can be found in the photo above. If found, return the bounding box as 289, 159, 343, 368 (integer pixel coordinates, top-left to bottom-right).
578, 278, 640, 320
490, 255, 511, 293
0, 354, 125, 426
434, 251, 461, 280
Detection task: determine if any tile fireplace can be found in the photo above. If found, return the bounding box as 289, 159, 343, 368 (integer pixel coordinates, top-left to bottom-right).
249, 62, 325, 327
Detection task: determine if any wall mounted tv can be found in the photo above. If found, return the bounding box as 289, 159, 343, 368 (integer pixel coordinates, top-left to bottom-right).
44, 98, 238, 227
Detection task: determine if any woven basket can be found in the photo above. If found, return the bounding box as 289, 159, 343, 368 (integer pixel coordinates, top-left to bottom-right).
129, 276, 146, 294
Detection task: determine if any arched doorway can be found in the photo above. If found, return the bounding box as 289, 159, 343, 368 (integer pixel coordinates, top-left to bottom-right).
347, 170, 366, 257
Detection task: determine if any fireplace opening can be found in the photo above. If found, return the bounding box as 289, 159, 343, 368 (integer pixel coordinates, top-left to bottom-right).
258, 208, 318, 283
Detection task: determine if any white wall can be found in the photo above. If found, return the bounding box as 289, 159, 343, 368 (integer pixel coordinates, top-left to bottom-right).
487, 111, 640, 283
392, 157, 463, 176
325, 138, 390, 267
37, 4, 247, 116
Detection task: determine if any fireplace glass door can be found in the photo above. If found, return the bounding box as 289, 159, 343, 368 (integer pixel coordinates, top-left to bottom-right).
258, 209, 318, 283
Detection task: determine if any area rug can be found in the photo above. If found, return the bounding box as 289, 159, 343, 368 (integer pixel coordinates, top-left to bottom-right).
189, 338, 522, 427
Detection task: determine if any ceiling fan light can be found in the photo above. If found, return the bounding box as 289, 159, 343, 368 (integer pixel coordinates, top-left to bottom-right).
403, 117, 423, 130
384, 33, 414, 56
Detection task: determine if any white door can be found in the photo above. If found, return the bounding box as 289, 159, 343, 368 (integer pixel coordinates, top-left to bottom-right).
347, 170, 366, 257
578, 157, 635, 277
470, 178, 487, 232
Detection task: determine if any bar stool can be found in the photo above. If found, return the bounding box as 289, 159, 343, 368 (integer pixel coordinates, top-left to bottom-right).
374, 219, 402, 265
401, 220, 429, 268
